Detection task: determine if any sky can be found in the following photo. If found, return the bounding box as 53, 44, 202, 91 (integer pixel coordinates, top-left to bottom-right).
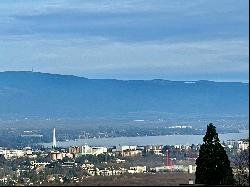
0, 0, 249, 82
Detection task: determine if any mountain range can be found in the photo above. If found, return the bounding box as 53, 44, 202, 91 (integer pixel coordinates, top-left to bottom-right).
0, 71, 248, 119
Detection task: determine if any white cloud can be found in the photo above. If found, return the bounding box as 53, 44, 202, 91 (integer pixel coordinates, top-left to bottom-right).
0, 36, 248, 80
0, 0, 200, 16
0, 0, 248, 81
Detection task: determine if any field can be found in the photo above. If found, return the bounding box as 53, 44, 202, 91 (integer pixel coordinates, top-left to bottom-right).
60, 173, 195, 186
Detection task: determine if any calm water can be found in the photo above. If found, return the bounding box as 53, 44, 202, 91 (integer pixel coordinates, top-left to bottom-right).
42, 130, 249, 148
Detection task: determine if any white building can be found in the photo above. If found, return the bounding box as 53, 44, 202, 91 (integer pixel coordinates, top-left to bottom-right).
128, 166, 146, 174
150, 164, 196, 173
115, 145, 137, 152
145, 145, 163, 155
238, 141, 249, 150
0, 148, 33, 159
112, 145, 142, 157
80, 145, 107, 155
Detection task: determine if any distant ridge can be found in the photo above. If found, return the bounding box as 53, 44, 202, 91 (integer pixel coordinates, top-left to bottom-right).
0, 71, 248, 118
1, 71, 248, 83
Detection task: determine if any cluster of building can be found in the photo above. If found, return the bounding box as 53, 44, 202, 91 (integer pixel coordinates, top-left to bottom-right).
80, 161, 147, 177
0, 128, 248, 185
68, 145, 107, 156
149, 165, 195, 173
168, 125, 192, 129
1, 138, 248, 162
0, 138, 248, 162
226, 139, 249, 150
49, 145, 161, 161
0, 147, 34, 159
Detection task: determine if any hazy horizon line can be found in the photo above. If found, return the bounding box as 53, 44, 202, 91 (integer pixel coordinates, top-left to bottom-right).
1, 70, 249, 83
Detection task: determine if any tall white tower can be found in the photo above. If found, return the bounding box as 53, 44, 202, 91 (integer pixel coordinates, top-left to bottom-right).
52, 128, 56, 149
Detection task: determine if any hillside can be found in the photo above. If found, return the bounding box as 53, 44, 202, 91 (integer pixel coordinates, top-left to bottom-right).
0, 71, 248, 118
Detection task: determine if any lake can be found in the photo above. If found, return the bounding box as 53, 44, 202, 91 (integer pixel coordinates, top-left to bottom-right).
42, 130, 249, 148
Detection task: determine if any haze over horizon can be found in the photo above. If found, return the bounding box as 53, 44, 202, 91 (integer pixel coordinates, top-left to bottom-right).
0, 0, 249, 82
0, 70, 249, 83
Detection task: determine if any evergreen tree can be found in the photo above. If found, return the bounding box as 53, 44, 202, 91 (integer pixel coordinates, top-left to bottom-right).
195, 123, 234, 185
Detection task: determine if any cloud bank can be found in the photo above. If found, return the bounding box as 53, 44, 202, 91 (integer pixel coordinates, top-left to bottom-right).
0, 0, 248, 81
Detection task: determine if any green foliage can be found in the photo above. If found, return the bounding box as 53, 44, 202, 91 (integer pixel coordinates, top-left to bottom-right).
195, 123, 235, 185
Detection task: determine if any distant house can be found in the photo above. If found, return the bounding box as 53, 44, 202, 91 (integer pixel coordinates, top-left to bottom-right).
78, 145, 107, 156
68, 146, 81, 154
128, 166, 146, 174
50, 151, 63, 160
238, 140, 249, 150
226, 139, 249, 150
112, 145, 142, 157
0, 148, 33, 159
98, 168, 113, 176
115, 158, 126, 163
145, 145, 163, 155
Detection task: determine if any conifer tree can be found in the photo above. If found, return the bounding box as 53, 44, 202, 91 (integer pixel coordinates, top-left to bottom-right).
195, 123, 234, 185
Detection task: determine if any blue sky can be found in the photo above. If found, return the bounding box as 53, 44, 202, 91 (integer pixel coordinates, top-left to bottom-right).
0, 0, 249, 81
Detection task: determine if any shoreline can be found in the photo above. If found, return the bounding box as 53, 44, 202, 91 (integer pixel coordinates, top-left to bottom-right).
41, 130, 249, 148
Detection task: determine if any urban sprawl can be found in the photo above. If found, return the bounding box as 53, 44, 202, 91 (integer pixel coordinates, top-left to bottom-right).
0, 128, 249, 186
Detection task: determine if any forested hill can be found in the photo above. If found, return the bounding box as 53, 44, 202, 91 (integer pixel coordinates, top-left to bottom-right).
0, 71, 248, 118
